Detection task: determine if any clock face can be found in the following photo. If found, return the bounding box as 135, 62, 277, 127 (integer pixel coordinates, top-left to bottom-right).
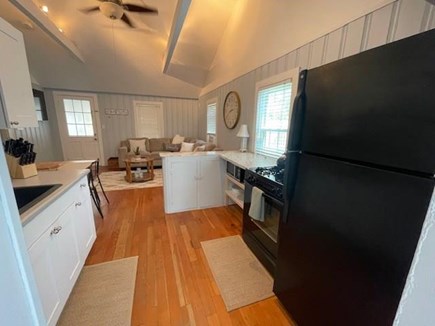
223, 91, 241, 129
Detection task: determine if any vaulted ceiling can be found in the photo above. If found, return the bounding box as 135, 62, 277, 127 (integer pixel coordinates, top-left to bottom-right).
0, 0, 394, 98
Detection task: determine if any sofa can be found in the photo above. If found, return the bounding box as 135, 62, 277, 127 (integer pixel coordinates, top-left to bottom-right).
118, 135, 218, 168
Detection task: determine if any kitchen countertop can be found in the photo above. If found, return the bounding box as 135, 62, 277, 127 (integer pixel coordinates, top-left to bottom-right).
14, 160, 93, 226
159, 151, 221, 158
218, 151, 276, 169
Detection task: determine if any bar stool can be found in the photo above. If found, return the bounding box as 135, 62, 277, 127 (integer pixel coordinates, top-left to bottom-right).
88, 159, 109, 218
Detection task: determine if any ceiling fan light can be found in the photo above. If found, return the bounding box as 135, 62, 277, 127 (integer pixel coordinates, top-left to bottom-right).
99, 2, 123, 20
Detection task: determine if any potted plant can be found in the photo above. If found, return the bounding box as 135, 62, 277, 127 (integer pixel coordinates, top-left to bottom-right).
133, 146, 141, 158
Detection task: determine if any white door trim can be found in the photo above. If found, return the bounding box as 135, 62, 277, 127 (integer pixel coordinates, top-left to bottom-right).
53, 91, 106, 164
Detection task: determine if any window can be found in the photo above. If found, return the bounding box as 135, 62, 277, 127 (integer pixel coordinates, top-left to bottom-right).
63, 98, 95, 137
133, 101, 164, 138
207, 100, 217, 143
33, 89, 48, 121
254, 68, 299, 157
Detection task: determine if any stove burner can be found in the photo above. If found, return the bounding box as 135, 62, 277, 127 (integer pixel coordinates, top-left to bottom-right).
254, 166, 285, 184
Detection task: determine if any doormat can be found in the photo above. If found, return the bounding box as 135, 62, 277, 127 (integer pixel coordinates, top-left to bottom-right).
98, 169, 163, 191
57, 256, 138, 326
201, 235, 274, 311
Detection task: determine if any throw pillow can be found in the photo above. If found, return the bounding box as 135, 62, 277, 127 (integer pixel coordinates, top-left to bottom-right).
129, 139, 146, 153
172, 134, 185, 144
164, 143, 181, 152
180, 142, 194, 152
193, 145, 206, 152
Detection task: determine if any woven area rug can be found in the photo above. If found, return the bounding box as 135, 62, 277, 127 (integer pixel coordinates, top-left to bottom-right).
58, 256, 138, 326
201, 235, 274, 311
98, 169, 163, 191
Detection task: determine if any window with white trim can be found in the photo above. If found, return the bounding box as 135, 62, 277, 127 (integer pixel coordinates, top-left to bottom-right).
207, 100, 217, 143
254, 68, 299, 158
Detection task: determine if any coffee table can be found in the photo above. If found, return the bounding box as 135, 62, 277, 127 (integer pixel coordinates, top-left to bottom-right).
124, 157, 154, 183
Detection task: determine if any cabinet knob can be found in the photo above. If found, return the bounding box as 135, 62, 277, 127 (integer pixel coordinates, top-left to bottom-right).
50, 226, 62, 235
75, 202, 82, 207
80, 184, 87, 188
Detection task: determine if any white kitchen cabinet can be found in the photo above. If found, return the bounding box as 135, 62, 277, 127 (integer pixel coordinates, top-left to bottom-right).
0, 18, 37, 128
24, 175, 96, 326
27, 227, 62, 325
73, 195, 96, 259
163, 154, 224, 213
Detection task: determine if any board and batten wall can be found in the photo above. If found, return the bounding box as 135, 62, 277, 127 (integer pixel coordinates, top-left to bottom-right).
13, 90, 63, 162
97, 93, 199, 161
198, 0, 435, 152
14, 90, 199, 164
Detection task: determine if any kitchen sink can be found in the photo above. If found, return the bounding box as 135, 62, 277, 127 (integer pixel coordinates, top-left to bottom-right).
13, 184, 62, 214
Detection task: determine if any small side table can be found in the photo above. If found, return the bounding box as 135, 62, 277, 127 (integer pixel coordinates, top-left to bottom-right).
124, 157, 154, 183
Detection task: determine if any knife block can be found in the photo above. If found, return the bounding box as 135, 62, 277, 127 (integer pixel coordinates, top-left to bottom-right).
6, 154, 38, 179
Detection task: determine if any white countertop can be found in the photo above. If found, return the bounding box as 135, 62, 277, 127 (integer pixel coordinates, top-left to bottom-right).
14, 161, 93, 225
159, 151, 221, 158
218, 151, 276, 169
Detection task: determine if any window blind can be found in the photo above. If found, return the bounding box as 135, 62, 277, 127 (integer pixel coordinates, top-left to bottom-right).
255, 81, 292, 157
207, 102, 217, 135
134, 102, 163, 138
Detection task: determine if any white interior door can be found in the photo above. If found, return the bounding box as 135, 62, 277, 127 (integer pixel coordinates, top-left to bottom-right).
55, 93, 104, 162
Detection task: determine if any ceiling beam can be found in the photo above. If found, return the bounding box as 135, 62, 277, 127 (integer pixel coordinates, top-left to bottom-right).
162, 0, 191, 73
9, 0, 85, 63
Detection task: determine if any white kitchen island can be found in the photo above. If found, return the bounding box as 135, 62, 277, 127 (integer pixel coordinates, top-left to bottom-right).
161, 151, 276, 213
15, 161, 96, 326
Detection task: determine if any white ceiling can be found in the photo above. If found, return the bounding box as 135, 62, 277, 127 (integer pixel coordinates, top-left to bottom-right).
0, 0, 395, 98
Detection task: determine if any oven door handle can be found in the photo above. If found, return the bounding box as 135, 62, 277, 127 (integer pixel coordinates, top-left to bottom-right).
262, 192, 283, 208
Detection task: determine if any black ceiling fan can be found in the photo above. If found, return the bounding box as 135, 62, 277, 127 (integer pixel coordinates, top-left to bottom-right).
79, 0, 158, 28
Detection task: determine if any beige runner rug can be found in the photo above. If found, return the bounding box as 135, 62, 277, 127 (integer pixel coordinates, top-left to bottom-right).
58, 256, 138, 326
201, 235, 274, 311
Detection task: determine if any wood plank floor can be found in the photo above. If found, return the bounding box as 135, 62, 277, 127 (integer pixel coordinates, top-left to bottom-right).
87, 186, 294, 325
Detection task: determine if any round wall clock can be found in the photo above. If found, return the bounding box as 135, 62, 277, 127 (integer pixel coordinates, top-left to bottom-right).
223, 91, 241, 129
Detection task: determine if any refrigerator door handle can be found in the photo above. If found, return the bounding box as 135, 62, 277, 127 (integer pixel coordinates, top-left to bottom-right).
282, 151, 300, 224
288, 70, 307, 151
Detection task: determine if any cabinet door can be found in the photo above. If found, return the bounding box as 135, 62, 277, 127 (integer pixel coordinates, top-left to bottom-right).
28, 231, 61, 325
51, 204, 81, 299
167, 158, 198, 213
198, 157, 224, 208
0, 18, 37, 128
73, 197, 96, 260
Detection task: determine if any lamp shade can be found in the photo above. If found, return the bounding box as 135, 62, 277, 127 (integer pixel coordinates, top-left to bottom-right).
236, 124, 249, 138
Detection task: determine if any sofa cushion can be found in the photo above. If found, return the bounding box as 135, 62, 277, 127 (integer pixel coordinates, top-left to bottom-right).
129, 139, 147, 153
184, 137, 196, 143
180, 142, 194, 152
193, 145, 206, 152
149, 138, 171, 152
164, 143, 181, 152
172, 134, 184, 144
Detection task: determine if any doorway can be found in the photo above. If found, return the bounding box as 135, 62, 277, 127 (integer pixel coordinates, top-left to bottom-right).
54, 92, 104, 163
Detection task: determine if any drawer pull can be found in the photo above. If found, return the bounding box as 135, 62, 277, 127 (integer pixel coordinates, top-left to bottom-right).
80, 184, 87, 188
75, 202, 82, 207
50, 226, 62, 235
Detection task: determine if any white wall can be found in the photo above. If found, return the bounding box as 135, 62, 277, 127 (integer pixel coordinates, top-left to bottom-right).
13, 90, 64, 162
199, 0, 435, 151
203, 0, 395, 95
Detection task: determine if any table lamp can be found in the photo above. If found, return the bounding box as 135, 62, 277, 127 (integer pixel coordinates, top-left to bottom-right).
236, 124, 249, 152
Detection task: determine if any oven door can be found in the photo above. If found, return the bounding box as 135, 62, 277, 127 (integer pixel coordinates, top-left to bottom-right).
243, 181, 282, 259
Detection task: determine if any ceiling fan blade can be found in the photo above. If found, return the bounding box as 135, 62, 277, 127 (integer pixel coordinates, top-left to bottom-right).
123, 3, 158, 14
121, 14, 135, 28
79, 6, 100, 14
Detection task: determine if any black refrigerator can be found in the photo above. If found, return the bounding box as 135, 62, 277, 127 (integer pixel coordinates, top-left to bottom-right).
273, 29, 435, 326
